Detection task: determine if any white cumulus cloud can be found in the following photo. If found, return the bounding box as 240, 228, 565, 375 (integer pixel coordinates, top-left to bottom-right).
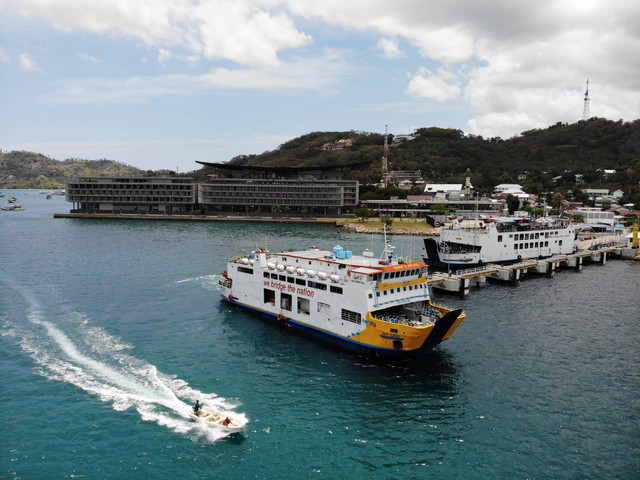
18, 52, 41, 71
377, 38, 404, 59
405, 67, 461, 101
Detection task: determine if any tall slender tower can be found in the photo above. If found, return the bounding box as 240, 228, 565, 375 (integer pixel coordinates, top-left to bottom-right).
381, 125, 389, 187
582, 78, 590, 120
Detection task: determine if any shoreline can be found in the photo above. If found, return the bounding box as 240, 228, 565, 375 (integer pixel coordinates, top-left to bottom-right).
52, 212, 441, 236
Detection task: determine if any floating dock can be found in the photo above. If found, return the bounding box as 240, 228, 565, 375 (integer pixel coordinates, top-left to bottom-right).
428, 235, 637, 297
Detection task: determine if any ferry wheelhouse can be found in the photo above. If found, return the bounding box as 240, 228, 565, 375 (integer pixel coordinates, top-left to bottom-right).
219, 243, 465, 357
423, 216, 577, 269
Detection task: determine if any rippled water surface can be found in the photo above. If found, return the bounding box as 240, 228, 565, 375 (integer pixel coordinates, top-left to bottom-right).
1, 190, 638, 479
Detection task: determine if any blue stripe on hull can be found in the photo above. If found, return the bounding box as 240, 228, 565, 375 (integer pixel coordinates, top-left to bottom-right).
220, 294, 444, 358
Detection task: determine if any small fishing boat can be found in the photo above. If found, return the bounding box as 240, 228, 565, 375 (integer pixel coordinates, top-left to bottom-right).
1, 204, 25, 211
8, 197, 18, 203
190, 405, 247, 432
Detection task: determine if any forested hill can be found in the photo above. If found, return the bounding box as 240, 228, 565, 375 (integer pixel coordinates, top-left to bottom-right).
2, 118, 639, 199
0, 151, 151, 188
229, 118, 639, 197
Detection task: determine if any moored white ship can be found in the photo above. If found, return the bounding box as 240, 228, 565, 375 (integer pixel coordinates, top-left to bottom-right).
219, 240, 465, 357
423, 216, 577, 269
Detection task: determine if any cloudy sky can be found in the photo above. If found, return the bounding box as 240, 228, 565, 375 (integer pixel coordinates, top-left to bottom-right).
1, 0, 639, 172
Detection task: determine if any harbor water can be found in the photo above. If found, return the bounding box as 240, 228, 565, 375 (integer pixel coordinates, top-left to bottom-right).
1, 190, 638, 479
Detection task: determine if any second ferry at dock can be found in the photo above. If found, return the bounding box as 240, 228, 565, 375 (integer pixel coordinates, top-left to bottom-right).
423, 216, 578, 270
219, 238, 465, 357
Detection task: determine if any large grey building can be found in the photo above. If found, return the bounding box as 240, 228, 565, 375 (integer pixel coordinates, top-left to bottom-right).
64, 164, 359, 216
66, 177, 196, 213
196, 162, 359, 215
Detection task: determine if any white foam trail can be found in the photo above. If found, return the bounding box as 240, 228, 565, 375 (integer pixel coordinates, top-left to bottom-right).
176, 274, 217, 284
4, 287, 245, 443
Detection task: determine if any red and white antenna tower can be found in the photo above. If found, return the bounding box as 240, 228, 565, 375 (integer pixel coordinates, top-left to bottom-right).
582, 78, 590, 120
382, 125, 389, 187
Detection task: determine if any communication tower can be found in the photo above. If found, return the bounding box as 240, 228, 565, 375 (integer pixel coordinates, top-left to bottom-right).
582, 78, 590, 120
381, 125, 389, 187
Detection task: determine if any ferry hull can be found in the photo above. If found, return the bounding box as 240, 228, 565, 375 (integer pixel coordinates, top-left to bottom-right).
222, 293, 464, 358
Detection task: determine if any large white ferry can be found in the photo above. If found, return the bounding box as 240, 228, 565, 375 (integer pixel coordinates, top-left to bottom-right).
219, 241, 465, 357
423, 216, 577, 269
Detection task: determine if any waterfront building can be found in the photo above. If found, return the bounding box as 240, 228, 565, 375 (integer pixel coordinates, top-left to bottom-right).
63, 164, 360, 216
196, 163, 359, 215
361, 197, 501, 219
66, 177, 196, 214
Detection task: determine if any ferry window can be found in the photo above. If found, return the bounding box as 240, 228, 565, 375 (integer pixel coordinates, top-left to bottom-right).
545, 241, 549, 247
317, 302, 330, 314
296, 278, 306, 286
376, 292, 380, 297
281, 293, 292, 311
238, 266, 253, 274
390, 328, 398, 333
514, 244, 518, 250
297, 297, 310, 315
279, 275, 286, 281
330, 285, 343, 294
264, 289, 276, 305
282, 257, 287, 262
403, 287, 407, 291
264, 272, 270, 278
287, 276, 294, 283
509, 234, 513, 239
535, 233, 540, 239
368, 293, 372, 299
308, 281, 326, 290
559, 240, 563, 246
341, 309, 362, 324
535, 242, 539, 248
383, 273, 389, 280
271, 273, 278, 279
498, 235, 503, 242
383, 290, 387, 295
409, 285, 413, 290
545, 232, 549, 238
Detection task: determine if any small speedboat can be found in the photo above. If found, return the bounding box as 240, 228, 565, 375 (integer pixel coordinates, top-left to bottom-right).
190, 405, 247, 432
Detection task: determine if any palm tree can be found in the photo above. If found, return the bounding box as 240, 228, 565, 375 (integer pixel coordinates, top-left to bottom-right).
551, 192, 565, 215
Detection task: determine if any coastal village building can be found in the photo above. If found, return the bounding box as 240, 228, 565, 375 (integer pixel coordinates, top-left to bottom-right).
494, 183, 523, 194
575, 207, 616, 226
423, 183, 466, 200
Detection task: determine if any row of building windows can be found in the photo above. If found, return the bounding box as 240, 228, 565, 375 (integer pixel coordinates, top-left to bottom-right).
69, 197, 193, 204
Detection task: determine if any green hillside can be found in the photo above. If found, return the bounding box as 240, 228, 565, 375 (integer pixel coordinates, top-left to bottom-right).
229, 118, 640, 206
1, 151, 154, 189
3, 117, 639, 205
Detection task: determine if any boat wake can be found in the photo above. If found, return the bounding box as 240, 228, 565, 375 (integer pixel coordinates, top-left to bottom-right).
2, 287, 246, 443
175, 274, 216, 284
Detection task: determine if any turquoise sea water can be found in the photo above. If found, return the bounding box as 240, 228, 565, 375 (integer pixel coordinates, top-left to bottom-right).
1, 190, 638, 479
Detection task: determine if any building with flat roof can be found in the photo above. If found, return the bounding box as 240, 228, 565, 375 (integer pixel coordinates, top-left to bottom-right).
196, 162, 359, 215
66, 177, 196, 214
575, 207, 616, 226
